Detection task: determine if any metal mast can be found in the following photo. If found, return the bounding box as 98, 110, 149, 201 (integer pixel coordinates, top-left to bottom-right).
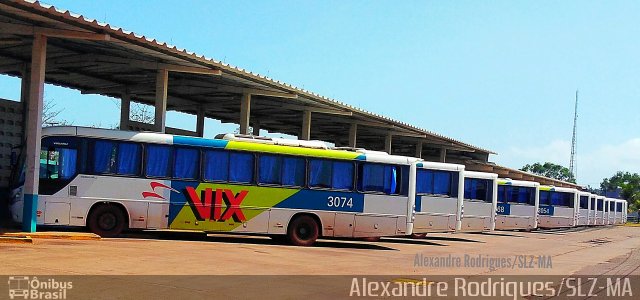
569, 90, 578, 180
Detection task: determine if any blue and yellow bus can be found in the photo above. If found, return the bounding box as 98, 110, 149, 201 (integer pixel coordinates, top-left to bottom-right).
10, 127, 417, 246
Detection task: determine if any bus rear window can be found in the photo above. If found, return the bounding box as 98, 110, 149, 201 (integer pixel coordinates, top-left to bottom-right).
464, 178, 492, 202
579, 196, 589, 209
416, 169, 457, 197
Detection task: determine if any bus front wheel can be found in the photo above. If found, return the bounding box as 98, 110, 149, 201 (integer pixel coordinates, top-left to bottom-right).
88, 204, 127, 238
287, 215, 319, 246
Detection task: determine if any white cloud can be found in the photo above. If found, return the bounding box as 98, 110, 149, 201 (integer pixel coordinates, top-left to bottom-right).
494, 138, 640, 187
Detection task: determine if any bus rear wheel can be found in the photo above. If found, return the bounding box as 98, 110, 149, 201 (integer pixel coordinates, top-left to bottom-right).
287, 215, 319, 246
88, 204, 127, 238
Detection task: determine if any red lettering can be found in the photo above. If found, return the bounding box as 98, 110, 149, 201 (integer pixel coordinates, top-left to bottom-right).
185, 187, 248, 222
185, 187, 212, 220
214, 188, 224, 220
221, 189, 247, 222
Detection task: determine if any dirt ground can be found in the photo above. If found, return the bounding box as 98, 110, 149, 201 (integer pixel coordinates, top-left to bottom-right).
1, 225, 638, 276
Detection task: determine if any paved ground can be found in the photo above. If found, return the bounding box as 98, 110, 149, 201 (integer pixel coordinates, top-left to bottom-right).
1, 225, 639, 276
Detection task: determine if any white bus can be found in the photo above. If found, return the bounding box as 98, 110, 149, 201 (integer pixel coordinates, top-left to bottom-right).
576, 191, 592, 226
588, 194, 597, 226
411, 161, 465, 235
623, 200, 628, 223
460, 171, 497, 232
495, 178, 539, 231
614, 199, 625, 225
537, 186, 578, 229
9, 127, 418, 246
606, 198, 615, 225
594, 195, 606, 226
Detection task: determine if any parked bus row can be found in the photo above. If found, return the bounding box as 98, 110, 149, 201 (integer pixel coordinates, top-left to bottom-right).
7, 127, 629, 246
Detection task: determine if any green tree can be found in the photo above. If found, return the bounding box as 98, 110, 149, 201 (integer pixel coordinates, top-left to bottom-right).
600, 171, 640, 211
520, 162, 576, 183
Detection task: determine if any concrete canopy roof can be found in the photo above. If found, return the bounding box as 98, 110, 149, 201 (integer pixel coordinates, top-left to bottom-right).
0, 0, 493, 163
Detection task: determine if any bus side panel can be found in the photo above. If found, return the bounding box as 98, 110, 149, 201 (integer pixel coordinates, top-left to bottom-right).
413, 195, 458, 233
538, 207, 574, 228
495, 204, 536, 230
577, 208, 589, 226
459, 200, 493, 232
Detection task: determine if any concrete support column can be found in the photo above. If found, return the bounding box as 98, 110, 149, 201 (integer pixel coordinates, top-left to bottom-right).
19, 63, 30, 129
384, 132, 392, 154
120, 92, 130, 130
154, 69, 168, 132
239, 93, 251, 134
252, 120, 261, 136
196, 105, 205, 137
415, 141, 423, 158
348, 123, 357, 148
23, 34, 47, 233
439, 148, 447, 163
301, 110, 311, 140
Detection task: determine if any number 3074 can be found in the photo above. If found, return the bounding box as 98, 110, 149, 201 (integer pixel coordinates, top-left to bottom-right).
327, 196, 353, 208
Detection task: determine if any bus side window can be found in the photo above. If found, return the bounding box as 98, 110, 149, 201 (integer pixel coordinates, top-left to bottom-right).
258, 154, 282, 185
331, 161, 354, 191
281, 156, 305, 187
173, 147, 200, 180
40, 147, 78, 180
93, 140, 117, 174
203, 150, 229, 182
145, 145, 173, 178
116, 143, 142, 176
229, 152, 254, 183
309, 159, 332, 189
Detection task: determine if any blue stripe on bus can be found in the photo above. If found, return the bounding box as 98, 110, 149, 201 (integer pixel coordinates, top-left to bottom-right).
273, 189, 364, 213
173, 136, 228, 148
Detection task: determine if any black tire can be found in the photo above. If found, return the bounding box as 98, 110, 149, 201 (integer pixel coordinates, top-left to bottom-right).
362, 237, 381, 242
88, 204, 127, 238
411, 233, 427, 239
287, 215, 319, 246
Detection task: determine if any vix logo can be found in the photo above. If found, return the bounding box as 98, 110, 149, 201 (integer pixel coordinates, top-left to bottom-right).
142, 182, 180, 200
185, 186, 247, 222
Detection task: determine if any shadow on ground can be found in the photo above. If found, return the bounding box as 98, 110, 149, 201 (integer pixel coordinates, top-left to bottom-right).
114, 231, 399, 251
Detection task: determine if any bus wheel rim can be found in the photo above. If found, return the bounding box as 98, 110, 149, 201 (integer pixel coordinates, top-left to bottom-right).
98, 213, 117, 231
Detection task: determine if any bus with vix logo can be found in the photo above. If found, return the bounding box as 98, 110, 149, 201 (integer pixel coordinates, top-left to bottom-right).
537, 185, 578, 229
9, 127, 418, 246
495, 178, 539, 231
459, 171, 497, 232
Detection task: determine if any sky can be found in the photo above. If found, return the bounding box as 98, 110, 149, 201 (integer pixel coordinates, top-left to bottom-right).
0, 0, 638, 187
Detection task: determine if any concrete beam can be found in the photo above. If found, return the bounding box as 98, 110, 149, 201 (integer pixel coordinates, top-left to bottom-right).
47, 54, 221, 75
0, 22, 111, 41
23, 34, 47, 233
239, 93, 251, 134
301, 110, 312, 140
196, 105, 205, 137
348, 123, 357, 148
384, 132, 393, 154
277, 103, 352, 116
415, 142, 423, 158
154, 69, 169, 132
120, 92, 130, 130
439, 148, 447, 163
252, 120, 261, 136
